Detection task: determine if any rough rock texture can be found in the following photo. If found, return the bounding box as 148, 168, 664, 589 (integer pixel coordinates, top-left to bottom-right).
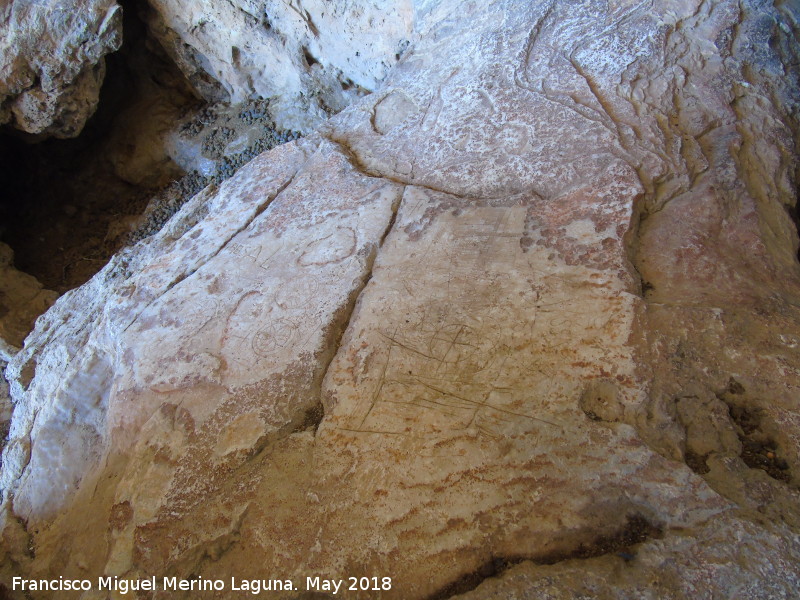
451, 510, 800, 599
0, 0, 122, 138
0, 243, 56, 471
165, 99, 301, 179
2, 0, 800, 598
0, 368, 9, 453
142, 0, 414, 131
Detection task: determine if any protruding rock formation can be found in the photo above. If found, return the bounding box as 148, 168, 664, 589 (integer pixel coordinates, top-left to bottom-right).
0, 0, 122, 138
0, 243, 57, 470
1, 0, 799, 598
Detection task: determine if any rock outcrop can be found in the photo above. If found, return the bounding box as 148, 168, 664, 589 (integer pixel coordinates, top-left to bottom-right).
0, 0, 122, 138
141, 0, 414, 130
2, 0, 800, 598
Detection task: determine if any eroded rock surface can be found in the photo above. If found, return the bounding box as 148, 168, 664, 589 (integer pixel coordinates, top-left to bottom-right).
0, 243, 56, 476
1, 0, 800, 598
0, 0, 122, 138
142, 0, 414, 130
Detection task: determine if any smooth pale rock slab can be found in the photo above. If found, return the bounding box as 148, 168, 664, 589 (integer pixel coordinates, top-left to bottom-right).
5, 136, 402, 522
1, 138, 318, 521
86, 176, 731, 597
0, 0, 122, 137
0, 136, 407, 587
94, 141, 403, 578
307, 182, 729, 597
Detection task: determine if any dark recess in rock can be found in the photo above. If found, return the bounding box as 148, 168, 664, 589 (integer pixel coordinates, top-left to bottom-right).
426, 515, 663, 600
0, 0, 196, 293
0, 0, 302, 295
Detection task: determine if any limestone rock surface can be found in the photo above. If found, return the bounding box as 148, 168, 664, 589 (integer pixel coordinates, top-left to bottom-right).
101, 27, 198, 189
2, 0, 800, 599
142, 0, 414, 130
0, 243, 56, 475
0, 0, 122, 138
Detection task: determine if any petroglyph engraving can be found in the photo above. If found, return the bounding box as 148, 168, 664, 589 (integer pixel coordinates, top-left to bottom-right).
186, 297, 221, 335
252, 317, 301, 357
227, 242, 264, 263
408, 206, 526, 283
298, 226, 357, 267
337, 293, 561, 439
426, 323, 482, 366
372, 90, 420, 134
503, 122, 531, 155
275, 277, 321, 310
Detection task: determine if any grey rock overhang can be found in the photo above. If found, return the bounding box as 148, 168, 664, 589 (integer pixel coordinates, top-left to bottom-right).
0, 0, 122, 138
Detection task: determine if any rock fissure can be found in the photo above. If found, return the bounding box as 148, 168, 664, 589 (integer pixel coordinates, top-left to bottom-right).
312, 184, 406, 434
427, 514, 664, 600
321, 132, 526, 202
122, 167, 302, 335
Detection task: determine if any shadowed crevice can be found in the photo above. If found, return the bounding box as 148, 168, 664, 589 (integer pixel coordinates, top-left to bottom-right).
426, 514, 663, 600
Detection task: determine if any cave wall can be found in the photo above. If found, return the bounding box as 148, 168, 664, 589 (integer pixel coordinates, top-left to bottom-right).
142, 0, 415, 130
0, 0, 123, 138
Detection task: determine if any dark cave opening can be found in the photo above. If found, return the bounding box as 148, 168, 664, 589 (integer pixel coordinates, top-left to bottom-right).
0, 0, 200, 294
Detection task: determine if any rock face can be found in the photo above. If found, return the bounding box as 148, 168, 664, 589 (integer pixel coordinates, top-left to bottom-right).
0, 243, 57, 477
2, 0, 800, 598
142, 0, 414, 130
0, 244, 58, 352
0, 0, 122, 138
